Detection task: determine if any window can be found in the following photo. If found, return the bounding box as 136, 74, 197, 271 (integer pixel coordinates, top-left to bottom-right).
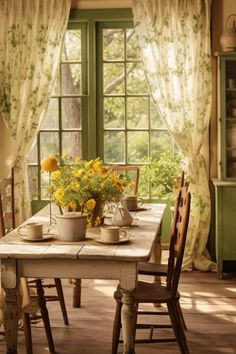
28, 10, 175, 203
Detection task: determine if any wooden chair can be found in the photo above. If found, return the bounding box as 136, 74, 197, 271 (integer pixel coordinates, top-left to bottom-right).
0, 169, 69, 326
112, 183, 191, 354
138, 171, 188, 331
0, 279, 55, 354
112, 165, 140, 195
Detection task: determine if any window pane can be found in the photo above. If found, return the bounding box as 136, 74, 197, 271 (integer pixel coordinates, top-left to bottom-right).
103, 29, 124, 61
104, 63, 125, 94
104, 131, 125, 163
127, 97, 149, 129
61, 63, 81, 94
41, 99, 59, 129
126, 62, 149, 94
62, 97, 81, 129
62, 132, 82, 157
150, 131, 173, 157
62, 30, 81, 61
40, 132, 59, 160
127, 131, 149, 162
41, 171, 50, 199
126, 29, 139, 60
150, 99, 165, 129
104, 97, 125, 128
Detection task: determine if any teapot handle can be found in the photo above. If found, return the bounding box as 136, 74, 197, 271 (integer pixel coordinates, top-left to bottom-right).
225, 14, 236, 29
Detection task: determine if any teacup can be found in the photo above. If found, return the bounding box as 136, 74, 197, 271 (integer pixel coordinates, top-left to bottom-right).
18, 222, 43, 240
100, 226, 126, 243
121, 195, 143, 210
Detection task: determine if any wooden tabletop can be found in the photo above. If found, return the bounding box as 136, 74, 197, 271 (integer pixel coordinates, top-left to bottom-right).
0, 204, 166, 262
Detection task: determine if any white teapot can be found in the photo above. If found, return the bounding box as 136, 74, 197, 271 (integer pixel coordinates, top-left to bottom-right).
111, 205, 133, 227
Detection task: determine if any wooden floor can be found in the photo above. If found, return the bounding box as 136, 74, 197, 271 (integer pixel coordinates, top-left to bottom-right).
0, 270, 236, 354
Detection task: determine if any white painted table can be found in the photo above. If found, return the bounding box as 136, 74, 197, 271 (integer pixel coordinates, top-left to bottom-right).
0, 204, 166, 354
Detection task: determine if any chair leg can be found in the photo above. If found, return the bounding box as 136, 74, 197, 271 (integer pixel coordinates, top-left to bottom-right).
176, 300, 187, 331
167, 302, 188, 354
22, 312, 33, 354
35, 279, 55, 353
111, 300, 122, 354
54, 278, 69, 325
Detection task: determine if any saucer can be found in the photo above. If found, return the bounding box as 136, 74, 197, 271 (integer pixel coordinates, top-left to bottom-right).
20, 235, 55, 242
128, 207, 149, 212
95, 235, 131, 245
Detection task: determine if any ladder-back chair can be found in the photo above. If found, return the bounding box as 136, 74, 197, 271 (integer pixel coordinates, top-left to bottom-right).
138, 171, 188, 330
112, 165, 140, 195
0, 169, 55, 353
0, 168, 68, 323
112, 183, 191, 354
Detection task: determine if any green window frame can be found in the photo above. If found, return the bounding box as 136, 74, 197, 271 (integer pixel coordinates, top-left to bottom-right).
29, 9, 175, 210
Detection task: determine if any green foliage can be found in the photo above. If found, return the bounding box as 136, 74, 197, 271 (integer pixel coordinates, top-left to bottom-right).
140, 151, 184, 203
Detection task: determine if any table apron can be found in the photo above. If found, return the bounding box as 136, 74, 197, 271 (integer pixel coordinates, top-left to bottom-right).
16, 258, 138, 290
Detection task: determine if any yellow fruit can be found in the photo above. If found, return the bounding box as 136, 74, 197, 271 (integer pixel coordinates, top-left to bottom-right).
41, 156, 58, 172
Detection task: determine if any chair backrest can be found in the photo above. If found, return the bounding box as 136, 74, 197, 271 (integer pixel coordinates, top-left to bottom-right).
166, 175, 191, 294
112, 165, 140, 195
0, 168, 15, 238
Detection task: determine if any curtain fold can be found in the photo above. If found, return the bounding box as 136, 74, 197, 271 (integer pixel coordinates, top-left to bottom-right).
132, 0, 216, 271
0, 0, 71, 223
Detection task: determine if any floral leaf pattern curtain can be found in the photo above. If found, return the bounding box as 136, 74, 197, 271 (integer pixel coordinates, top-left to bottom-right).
0, 0, 71, 223
132, 0, 216, 271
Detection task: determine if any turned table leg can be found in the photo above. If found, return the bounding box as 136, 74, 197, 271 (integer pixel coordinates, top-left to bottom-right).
121, 289, 136, 354
1, 259, 19, 354
72, 278, 81, 308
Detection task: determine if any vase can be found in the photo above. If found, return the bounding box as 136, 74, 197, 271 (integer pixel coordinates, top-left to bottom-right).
90, 199, 105, 226
56, 212, 87, 241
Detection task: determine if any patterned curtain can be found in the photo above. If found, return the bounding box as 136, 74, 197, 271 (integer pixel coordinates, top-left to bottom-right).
0, 0, 71, 223
132, 0, 216, 271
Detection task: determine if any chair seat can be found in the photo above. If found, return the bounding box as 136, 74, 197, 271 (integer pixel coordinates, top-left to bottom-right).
114, 281, 180, 304
138, 262, 167, 276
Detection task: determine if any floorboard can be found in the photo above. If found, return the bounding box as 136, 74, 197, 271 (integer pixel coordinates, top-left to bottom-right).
0, 271, 236, 354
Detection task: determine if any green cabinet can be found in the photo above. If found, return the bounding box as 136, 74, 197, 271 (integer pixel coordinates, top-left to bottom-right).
213, 182, 236, 278
214, 52, 236, 278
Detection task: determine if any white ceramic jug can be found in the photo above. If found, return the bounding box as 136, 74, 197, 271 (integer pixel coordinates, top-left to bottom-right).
111, 206, 133, 227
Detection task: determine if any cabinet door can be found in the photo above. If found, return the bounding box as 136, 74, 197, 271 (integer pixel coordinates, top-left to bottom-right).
221, 57, 236, 179
222, 187, 236, 259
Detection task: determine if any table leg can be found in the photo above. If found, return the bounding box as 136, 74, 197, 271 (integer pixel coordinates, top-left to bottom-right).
1, 259, 19, 354
72, 278, 81, 308
121, 289, 136, 354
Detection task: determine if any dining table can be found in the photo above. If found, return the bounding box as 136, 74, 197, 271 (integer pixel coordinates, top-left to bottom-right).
0, 203, 166, 354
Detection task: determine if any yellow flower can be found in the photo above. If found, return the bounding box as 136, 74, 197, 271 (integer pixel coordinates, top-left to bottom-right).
93, 160, 102, 172
54, 188, 64, 201
74, 169, 84, 177
51, 170, 61, 180
83, 175, 88, 181
69, 201, 77, 210
84, 160, 93, 168
94, 216, 101, 226
70, 181, 80, 190
86, 199, 96, 210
